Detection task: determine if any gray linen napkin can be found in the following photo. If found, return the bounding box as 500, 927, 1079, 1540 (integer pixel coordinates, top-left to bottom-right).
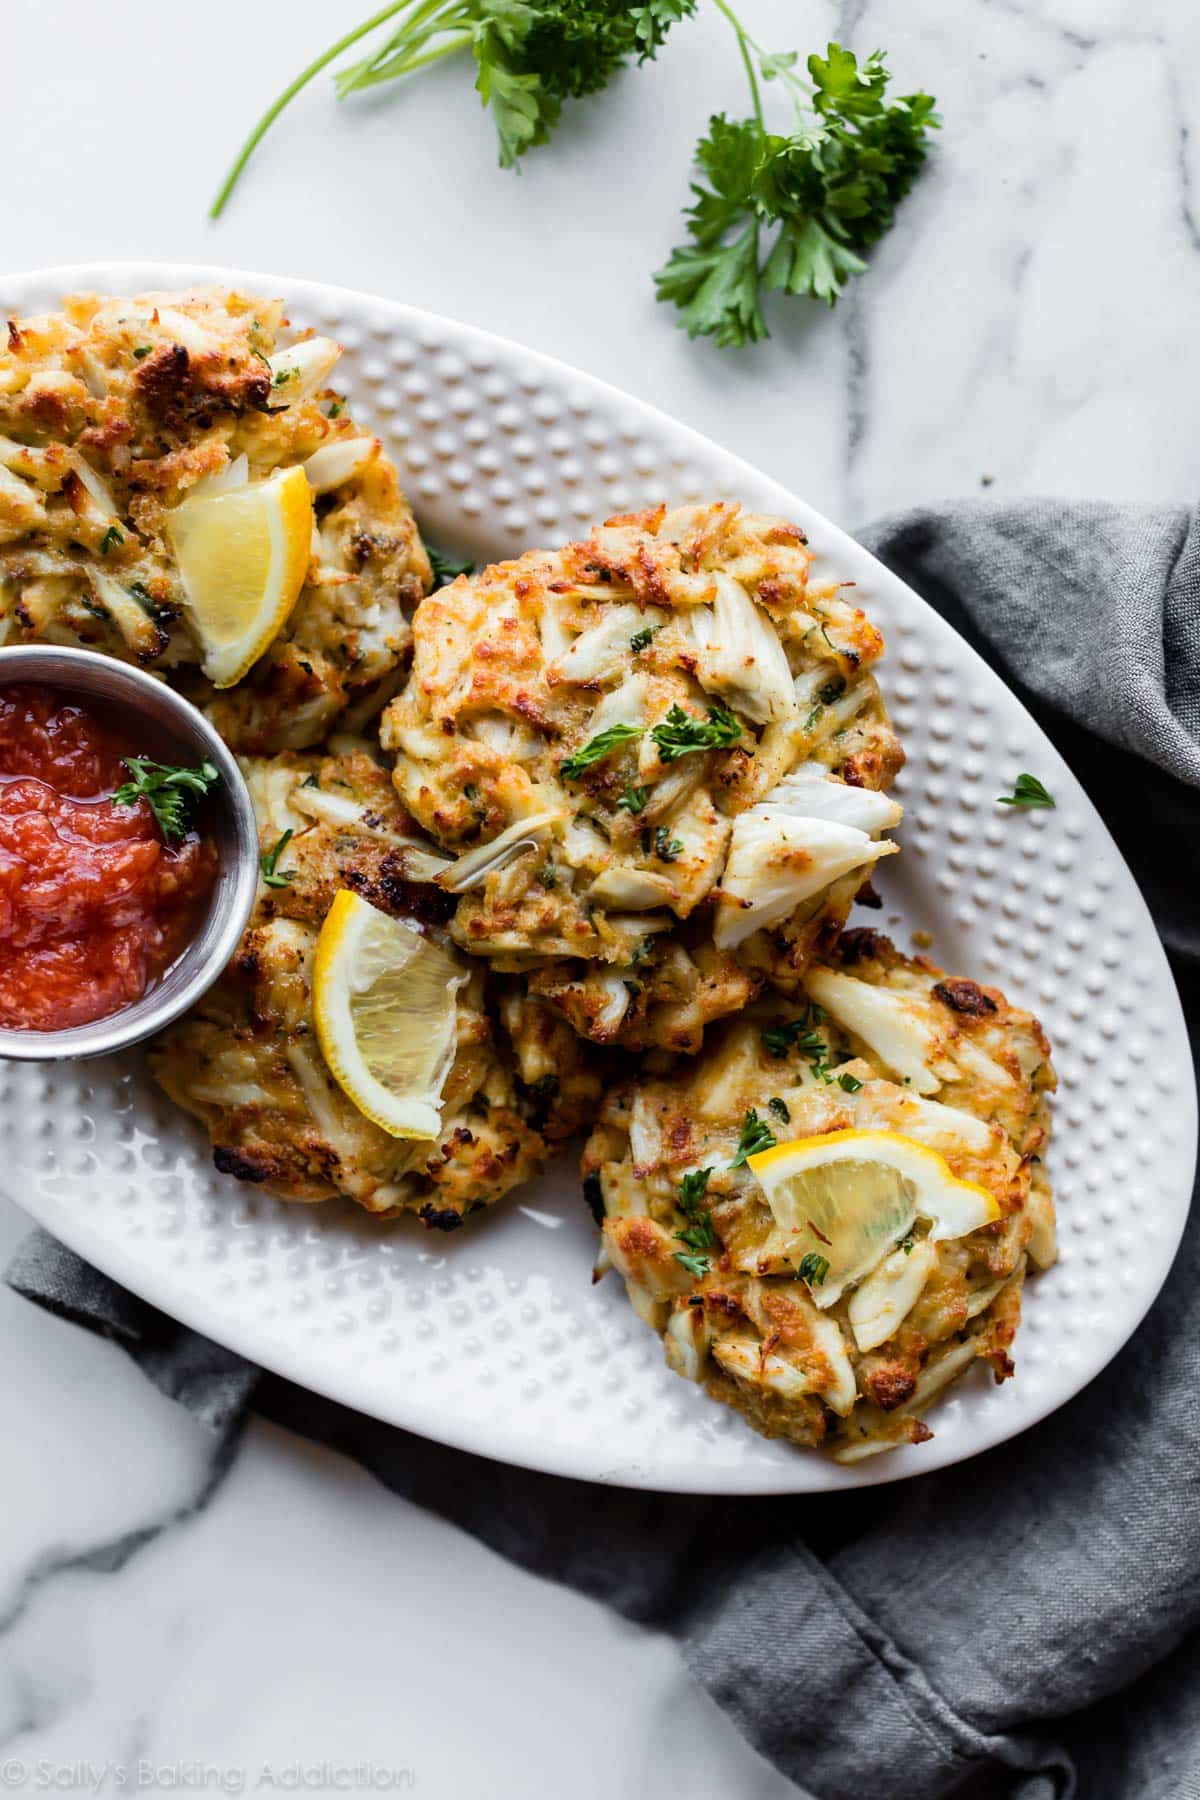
9, 501, 1200, 1800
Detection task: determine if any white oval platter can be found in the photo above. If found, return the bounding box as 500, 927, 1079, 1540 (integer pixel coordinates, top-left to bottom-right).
0, 261, 1194, 1494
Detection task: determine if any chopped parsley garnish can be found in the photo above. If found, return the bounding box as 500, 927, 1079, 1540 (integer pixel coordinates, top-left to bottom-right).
837, 1072, 863, 1093
797, 1251, 831, 1286
762, 1007, 831, 1082
112, 757, 220, 841
630, 934, 656, 967
617, 784, 650, 815
260, 829, 295, 888
132, 345, 152, 359
729, 1107, 776, 1168
426, 543, 475, 589
649, 701, 742, 762
560, 722, 643, 780
100, 525, 124, 556
767, 1096, 790, 1122
678, 1167, 712, 1211
673, 1168, 716, 1275
327, 400, 343, 417
998, 773, 1055, 810
629, 626, 657, 654
899, 1235, 915, 1256
676, 1217, 716, 1251
817, 678, 845, 706
272, 365, 299, 387
652, 825, 684, 862
538, 862, 557, 888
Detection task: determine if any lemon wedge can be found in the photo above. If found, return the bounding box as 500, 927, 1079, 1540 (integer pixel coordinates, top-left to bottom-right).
747, 1129, 1001, 1307
167, 464, 313, 688
312, 890, 467, 1140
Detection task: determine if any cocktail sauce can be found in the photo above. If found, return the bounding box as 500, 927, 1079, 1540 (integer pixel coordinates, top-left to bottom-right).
0, 684, 216, 1031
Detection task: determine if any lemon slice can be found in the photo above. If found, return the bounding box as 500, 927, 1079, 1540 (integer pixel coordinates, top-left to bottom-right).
747, 1129, 1001, 1307
312, 890, 467, 1139
167, 464, 313, 688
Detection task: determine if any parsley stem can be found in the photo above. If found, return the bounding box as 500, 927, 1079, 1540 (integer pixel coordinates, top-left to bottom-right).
710, 0, 763, 130
210, 0, 415, 218
354, 27, 473, 85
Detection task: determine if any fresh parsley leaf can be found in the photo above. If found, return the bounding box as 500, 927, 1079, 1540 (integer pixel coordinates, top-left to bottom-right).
797, 1251, 831, 1285
649, 700, 742, 762
678, 1167, 712, 1211
100, 525, 124, 556
426, 543, 475, 588
260, 828, 295, 888
676, 1212, 716, 1252
560, 722, 643, 780
899, 1235, 915, 1255
730, 1107, 776, 1169
837, 1072, 863, 1093
762, 1009, 832, 1081
630, 934, 656, 967
112, 757, 220, 841
767, 1096, 791, 1122
629, 626, 657, 654
617, 784, 650, 815
132, 345, 152, 359
817, 677, 845, 705
673, 1249, 712, 1279
998, 773, 1055, 810
652, 825, 684, 862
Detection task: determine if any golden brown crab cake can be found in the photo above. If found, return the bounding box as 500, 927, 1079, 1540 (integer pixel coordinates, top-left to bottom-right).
582, 930, 1055, 1458
0, 288, 430, 749
149, 748, 602, 1225
381, 502, 903, 1050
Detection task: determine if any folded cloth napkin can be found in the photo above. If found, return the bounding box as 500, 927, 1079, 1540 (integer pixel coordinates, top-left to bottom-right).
9, 501, 1200, 1800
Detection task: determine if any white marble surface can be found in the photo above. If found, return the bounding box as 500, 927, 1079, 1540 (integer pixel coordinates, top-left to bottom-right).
3, 0, 1197, 1792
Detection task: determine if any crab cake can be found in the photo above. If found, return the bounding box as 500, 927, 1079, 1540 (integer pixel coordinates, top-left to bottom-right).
583, 931, 1055, 1459
381, 502, 903, 1051
0, 289, 430, 749
149, 748, 601, 1226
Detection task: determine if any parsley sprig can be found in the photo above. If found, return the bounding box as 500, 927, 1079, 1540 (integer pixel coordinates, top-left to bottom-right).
112, 757, 220, 842
560, 721, 643, 780
655, 26, 939, 346
998, 773, 1055, 810
260, 829, 296, 888
729, 1107, 776, 1169
672, 1166, 716, 1278
212, 0, 696, 214
210, 5, 935, 352
649, 701, 742, 762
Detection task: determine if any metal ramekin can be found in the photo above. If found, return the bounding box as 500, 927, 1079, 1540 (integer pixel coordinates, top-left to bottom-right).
0, 646, 258, 1061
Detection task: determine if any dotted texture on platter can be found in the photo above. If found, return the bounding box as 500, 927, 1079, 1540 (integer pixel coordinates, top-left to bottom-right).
0, 263, 1194, 1495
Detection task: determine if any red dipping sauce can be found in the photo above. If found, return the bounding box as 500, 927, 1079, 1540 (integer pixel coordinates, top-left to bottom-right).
0, 685, 217, 1032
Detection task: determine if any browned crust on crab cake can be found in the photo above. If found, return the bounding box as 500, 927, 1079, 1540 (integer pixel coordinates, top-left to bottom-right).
582, 933, 1054, 1459
381, 502, 903, 1052
149, 747, 601, 1225
0, 288, 430, 750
